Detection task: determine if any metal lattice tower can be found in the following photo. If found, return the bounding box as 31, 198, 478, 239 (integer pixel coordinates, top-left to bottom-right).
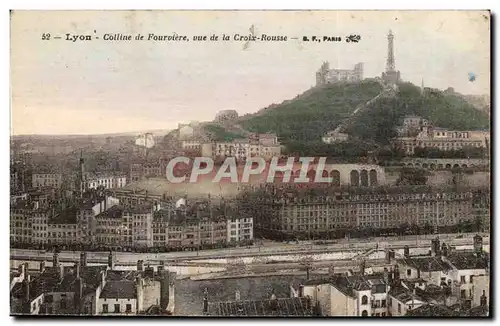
386, 30, 395, 72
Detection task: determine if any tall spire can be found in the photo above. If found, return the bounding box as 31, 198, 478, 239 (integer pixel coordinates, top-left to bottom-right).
386, 30, 395, 72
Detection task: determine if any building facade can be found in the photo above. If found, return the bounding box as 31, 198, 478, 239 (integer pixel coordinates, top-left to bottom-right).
316, 62, 364, 86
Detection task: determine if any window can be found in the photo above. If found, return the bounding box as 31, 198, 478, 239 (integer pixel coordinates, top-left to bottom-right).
126, 304, 132, 313
381, 312, 386, 317
381, 299, 386, 308
60, 300, 67, 309
470, 275, 474, 283
361, 310, 368, 317
45, 294, 53, 303
407, 269, 411, 277
114, 304, 120, 313
361, 295, 368, 305
102, 304, 108, 313
398, 303, 401, 313
461, 290, 466, 299
460, 276, 466, 284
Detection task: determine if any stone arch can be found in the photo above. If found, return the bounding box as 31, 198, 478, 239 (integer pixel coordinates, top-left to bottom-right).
360, 170, 369, 187
331, 170, 341, 186
362, 310, 368, 316
453, 164, 460, 169
415, 163, 421, 168
369, 169, 378, 186
422, 163, 428, 169
470, 164, 475, 168
407, 163, 413, 167
445, 164, 452, 169
462, 164, 467, 168
430, 163, 436, 170
350, 170, 360, 186
438, 164, 443, 169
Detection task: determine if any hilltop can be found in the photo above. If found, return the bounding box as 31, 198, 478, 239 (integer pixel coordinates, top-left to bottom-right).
162, 79, 489, 158
237, 80, 489, 154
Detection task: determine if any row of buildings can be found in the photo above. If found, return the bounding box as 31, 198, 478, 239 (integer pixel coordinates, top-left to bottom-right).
238, 185, 490, 240
179, 132, 282, 162
10, 188, 253, 249
11, 253, 176, 315
395, 115, 490, 156
204, 236, 489, 316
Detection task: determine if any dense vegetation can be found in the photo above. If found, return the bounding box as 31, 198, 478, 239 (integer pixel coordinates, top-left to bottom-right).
240, 80, 384, 142
238, 80, 489, 157
202, 123, 246, 141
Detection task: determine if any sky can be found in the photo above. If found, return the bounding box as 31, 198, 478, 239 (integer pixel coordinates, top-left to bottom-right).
11, 10, 490, 135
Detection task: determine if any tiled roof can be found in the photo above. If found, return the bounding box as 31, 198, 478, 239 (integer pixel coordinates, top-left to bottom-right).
208, 297, 313, 316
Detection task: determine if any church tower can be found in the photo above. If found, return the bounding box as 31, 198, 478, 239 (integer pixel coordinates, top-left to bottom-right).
381, 30, 401, 85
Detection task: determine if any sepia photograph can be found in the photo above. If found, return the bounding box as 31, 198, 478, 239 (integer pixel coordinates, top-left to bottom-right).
9, 10, 491, 317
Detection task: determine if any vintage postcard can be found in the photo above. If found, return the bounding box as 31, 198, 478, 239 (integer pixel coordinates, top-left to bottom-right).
10, 10, 491, 317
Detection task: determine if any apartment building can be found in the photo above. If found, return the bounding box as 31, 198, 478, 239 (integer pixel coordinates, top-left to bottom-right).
227, 217, 253, 243
207, 133, 282, 161
243, 185, 481, 240
395, 122, 489, 156
10, 254, 175, 316
85, 172, 127, 190
32, 173, 63, 189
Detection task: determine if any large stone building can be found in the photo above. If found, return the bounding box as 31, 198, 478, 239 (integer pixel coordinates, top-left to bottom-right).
396, 123, 489, 155
316, 62, 364, 86
10, 190, 253, 250
241, 185, 486, 240
206, 133, 282, 161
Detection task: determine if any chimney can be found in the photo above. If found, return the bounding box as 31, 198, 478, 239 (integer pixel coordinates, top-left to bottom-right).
298, 284, 304, 297
59, 264, 65, 280
18, 264, 25, 276
136, 275, 144, 312
306, 267, 310, 280
404, 245, 410, 258
328, 266, 335, 278
53, 251, 60, 268
108, 251, 115, 269
137, 260, 144, 271
145, 265, 154, 278
474, 234, 483, 254
385, 249, 391, 264
74, 262, 80, 279
39, 261, 46, 273
100, 270, 106, 288
235, 289, 241, 301
393, 264, 400, 284
431, 237, 441, 256
383, 267, 389, 284
417, 268, 421, 279
360, 260, 366, 276
24, 274, 31, 303
74, 277, 83, 313
203, 288, 209, 314
480, 290, 487, 307
441, 243, 448, 257
80, 252, 87, 267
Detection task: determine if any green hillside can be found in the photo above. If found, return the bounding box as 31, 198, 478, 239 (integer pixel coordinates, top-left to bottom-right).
240, 80, 384, 142
239, 80, 489, 155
